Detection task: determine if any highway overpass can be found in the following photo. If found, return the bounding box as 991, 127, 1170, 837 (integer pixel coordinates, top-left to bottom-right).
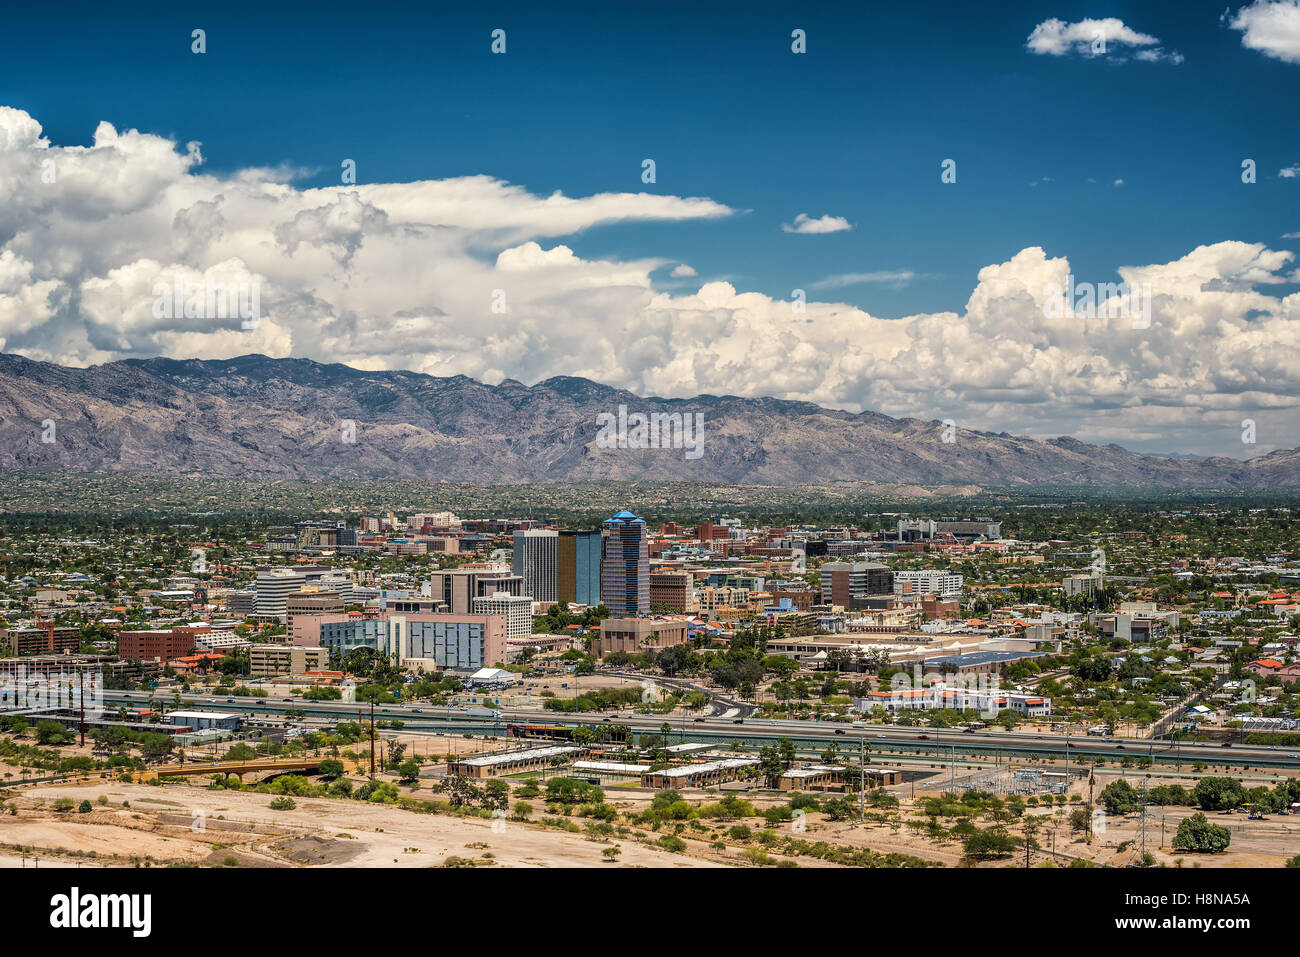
95, 690, 1300, 771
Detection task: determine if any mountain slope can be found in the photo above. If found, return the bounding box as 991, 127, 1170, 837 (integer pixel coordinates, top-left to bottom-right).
0, 352, 1289, 487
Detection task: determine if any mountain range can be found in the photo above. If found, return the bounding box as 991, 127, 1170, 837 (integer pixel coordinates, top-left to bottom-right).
1, 352, 1296, 488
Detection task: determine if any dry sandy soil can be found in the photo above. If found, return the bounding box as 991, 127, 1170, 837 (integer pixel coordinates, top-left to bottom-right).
0, 779, 726, 869
6, 740, 1297, 869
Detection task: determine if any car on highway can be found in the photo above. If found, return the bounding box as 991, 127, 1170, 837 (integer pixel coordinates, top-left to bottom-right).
834, 728, 845, 735
1221, 742, 1233, 748
692, 717, 706, 723
962, 727, 976, 733
411, 708, 422, 713
225, 698, 235, 703
917, 734, 930, 740
732, 718, 744, 725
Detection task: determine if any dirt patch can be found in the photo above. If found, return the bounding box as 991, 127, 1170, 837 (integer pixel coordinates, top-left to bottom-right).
276, 834, 365, 866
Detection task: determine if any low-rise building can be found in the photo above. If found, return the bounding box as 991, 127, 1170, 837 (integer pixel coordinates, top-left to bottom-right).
164, 710, 242, 731
854, 684, 1052, 717
641, 757, 759, 789
592, 617, 689, 658
248, 644, 329, 678
450, 744, 584, 778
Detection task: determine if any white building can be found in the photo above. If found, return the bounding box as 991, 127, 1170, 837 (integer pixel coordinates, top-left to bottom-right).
854, 683, 1051, 717
193, 630, 249, 652
254, 568, 303, 620
472, 590, 535, 640
894, 570, 963, 598
1063, 574, 1101, 597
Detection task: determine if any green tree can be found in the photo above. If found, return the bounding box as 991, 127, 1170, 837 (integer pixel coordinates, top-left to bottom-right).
1192, 776, 1247, 812
1171, 813, 1231, 853
1100, 779, 1141, 816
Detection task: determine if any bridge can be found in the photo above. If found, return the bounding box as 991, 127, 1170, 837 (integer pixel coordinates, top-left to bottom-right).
97, 690, 1300, 771
142, 756, 332, 781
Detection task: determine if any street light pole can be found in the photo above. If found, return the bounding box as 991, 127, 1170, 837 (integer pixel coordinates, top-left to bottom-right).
859, 738, 866, 822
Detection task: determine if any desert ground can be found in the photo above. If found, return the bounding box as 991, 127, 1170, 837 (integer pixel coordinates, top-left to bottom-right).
5, 724, 1299, 869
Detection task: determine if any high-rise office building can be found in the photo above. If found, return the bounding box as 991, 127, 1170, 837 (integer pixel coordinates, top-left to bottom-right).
254, 568, 303, 620
649, 570, 697, 612
601, 511, 649, 615
430, 566, 524, 614
819, 562, 894, 606
285, 590, 345, 638
558, 530, 602, 607
512, 530, 558, 603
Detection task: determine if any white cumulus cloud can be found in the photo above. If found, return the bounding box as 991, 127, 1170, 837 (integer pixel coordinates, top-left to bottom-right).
1027, 17, 1183, 62
1, 107, 1300, 457
1228, 0, 1300, 63
782, 213, 852, 234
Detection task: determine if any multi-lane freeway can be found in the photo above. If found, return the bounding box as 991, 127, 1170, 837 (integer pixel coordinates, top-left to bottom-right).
96, 689, 1300, 770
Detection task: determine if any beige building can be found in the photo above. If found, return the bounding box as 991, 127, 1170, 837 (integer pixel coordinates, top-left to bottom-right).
592, 617, 689, 658
286, 590, 346, 638
697, 585, 749, 616
249, 644, 329, 678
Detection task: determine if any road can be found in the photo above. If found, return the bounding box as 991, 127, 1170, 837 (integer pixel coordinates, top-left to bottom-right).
94, 689, 1300, 770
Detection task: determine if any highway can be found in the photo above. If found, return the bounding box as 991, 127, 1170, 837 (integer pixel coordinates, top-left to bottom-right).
95, 689, 1300, 770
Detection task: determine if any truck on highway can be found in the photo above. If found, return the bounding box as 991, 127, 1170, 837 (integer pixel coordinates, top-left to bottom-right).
463, 707, 503, 719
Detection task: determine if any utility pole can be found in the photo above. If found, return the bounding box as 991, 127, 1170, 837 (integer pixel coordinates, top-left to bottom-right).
1086, 770, 1095, 842
859, 738, 865, 821
1140, 774, 1150, 861
78, 667, 86, 748
369, 657, 376, 778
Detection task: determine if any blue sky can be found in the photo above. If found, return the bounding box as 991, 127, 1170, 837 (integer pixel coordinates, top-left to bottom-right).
6, 0, 1297, 317
3, 1, 1300, 458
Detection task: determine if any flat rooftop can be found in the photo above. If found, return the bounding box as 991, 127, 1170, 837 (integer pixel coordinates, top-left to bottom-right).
649, 757, 759, 778
456, 745, 582, 768
572, 760, 652, 774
